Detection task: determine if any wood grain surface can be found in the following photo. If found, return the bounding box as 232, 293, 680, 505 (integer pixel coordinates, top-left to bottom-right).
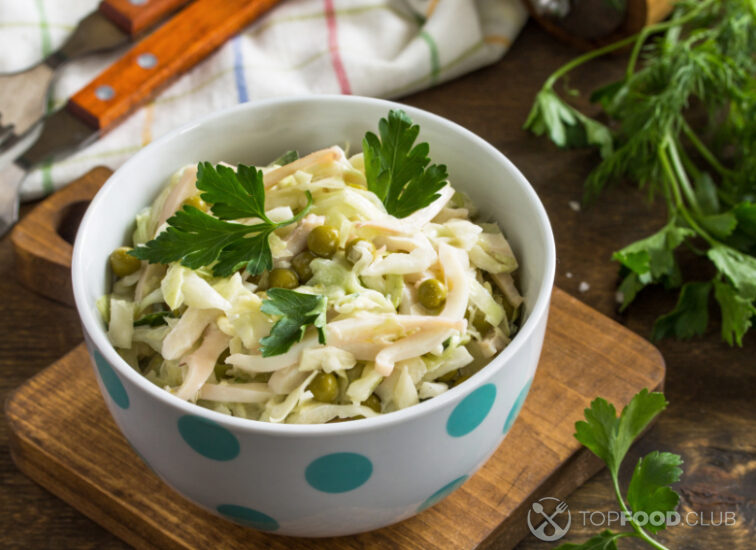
69, 0, 280, 130
1, 22, 754, 550
99, 0, 191, 36
11, 167, 111, 307
6, 287, 664, 550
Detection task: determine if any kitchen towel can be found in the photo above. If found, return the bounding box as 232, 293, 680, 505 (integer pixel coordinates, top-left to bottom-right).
0, 0, 527, 199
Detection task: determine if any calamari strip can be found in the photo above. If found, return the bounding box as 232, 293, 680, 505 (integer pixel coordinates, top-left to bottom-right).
361, 234, 437, 276
153, 165, 198, 236
356, 185, 454, 234
226, 334, 317, 373
198, 382, 272, 403
373, 243, 469, 376
175, 324, 229, 401
439, 243, 470, 320
263, 147, 344, 189
162, 308, 218, 360
279, 214, 325, 259
374, 329, 451, 377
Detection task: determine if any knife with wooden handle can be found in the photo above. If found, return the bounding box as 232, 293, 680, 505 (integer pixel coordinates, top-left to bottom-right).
0, 0, 281, 236
68, 0, 280, 131
16, 0, 278, 170
99, 0, 193, 36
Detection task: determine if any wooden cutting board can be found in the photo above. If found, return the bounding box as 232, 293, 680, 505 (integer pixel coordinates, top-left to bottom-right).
7, 168, 665, 549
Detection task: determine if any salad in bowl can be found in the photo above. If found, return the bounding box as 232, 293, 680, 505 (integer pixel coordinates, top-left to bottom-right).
101, 110, 523, 425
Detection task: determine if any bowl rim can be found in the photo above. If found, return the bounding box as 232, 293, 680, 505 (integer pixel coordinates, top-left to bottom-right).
72, 95, 556, 437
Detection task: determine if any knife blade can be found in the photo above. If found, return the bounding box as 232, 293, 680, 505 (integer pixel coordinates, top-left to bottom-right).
0, 0, 282, 237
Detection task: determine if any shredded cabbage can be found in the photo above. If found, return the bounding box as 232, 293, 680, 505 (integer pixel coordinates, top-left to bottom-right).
102, 144, 523, 423
108, 297, 134, 349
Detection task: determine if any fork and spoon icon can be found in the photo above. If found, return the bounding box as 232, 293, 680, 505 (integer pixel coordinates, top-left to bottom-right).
527, 498, 571, 542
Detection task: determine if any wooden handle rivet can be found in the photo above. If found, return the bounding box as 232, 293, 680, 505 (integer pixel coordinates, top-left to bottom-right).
136, 53, 158, 69
95, 85, 115, 101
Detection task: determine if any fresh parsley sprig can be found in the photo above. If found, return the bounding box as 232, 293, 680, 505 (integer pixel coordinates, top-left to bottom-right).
131, 162, 312, 277
524, 0, 756, 346
363, 109, 449, 218
557, 390, 682, 550
259, 288, 327, 357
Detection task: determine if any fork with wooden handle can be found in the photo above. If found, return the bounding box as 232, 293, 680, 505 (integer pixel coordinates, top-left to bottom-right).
0, 0, 192, 146
0, 0, 281, 237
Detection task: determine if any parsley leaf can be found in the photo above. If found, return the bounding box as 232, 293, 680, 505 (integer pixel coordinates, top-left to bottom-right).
131, 163, 312, 277
196, 162, 269, 221
617, 271, 645, 311
713, 279, 756, 346
524, 88, 613, 158
651, 282, 711, 341
575, 389, 667, 477
626, 451, 683, 534
363, 109, 449, 218
612, 221, 694, 282
259, 289, 327, 357
707, 245, 756, 301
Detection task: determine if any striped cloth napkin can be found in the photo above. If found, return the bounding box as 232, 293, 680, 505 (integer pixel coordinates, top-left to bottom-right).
0, 0, 527, 200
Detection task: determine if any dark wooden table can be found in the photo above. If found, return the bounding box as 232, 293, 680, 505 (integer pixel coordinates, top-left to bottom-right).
1, 21, 753, 549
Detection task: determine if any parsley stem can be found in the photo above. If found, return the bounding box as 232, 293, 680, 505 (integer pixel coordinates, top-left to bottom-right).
666, 136, 702, 216
543, 34, 639, 90
611, 473, 671, 550
681, 119, 735, 179
625, 0, 717, 79
542, 0, 715, 92
659, 136, 721, 249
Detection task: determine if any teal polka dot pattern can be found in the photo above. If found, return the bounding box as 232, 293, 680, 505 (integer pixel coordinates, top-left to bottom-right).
446, 383, 496, 437
217, 504, 279, 531
418, 475, 469, 512
93, 350, 129, 409
503, 379, 533, 434
178, 415, 240, 461
305, 452, 373, 493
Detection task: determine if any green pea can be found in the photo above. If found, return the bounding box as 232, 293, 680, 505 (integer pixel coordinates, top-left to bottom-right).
307, 225, 340, 258
110, 247, 142, 277
364, 393, 381, 413
309, 372, 339, 403
418, 278, 447, 309
345, 239, 375, 264
291, 251, 316, 282
268, 268, 299, 289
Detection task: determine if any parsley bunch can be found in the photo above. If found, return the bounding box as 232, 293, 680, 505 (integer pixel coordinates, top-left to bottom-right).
131, 162, 312, 277
557, 390, 682, 550
525, 0, 756, 346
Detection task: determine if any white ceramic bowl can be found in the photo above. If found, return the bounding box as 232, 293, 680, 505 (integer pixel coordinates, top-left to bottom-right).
72, 96, 555, 537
